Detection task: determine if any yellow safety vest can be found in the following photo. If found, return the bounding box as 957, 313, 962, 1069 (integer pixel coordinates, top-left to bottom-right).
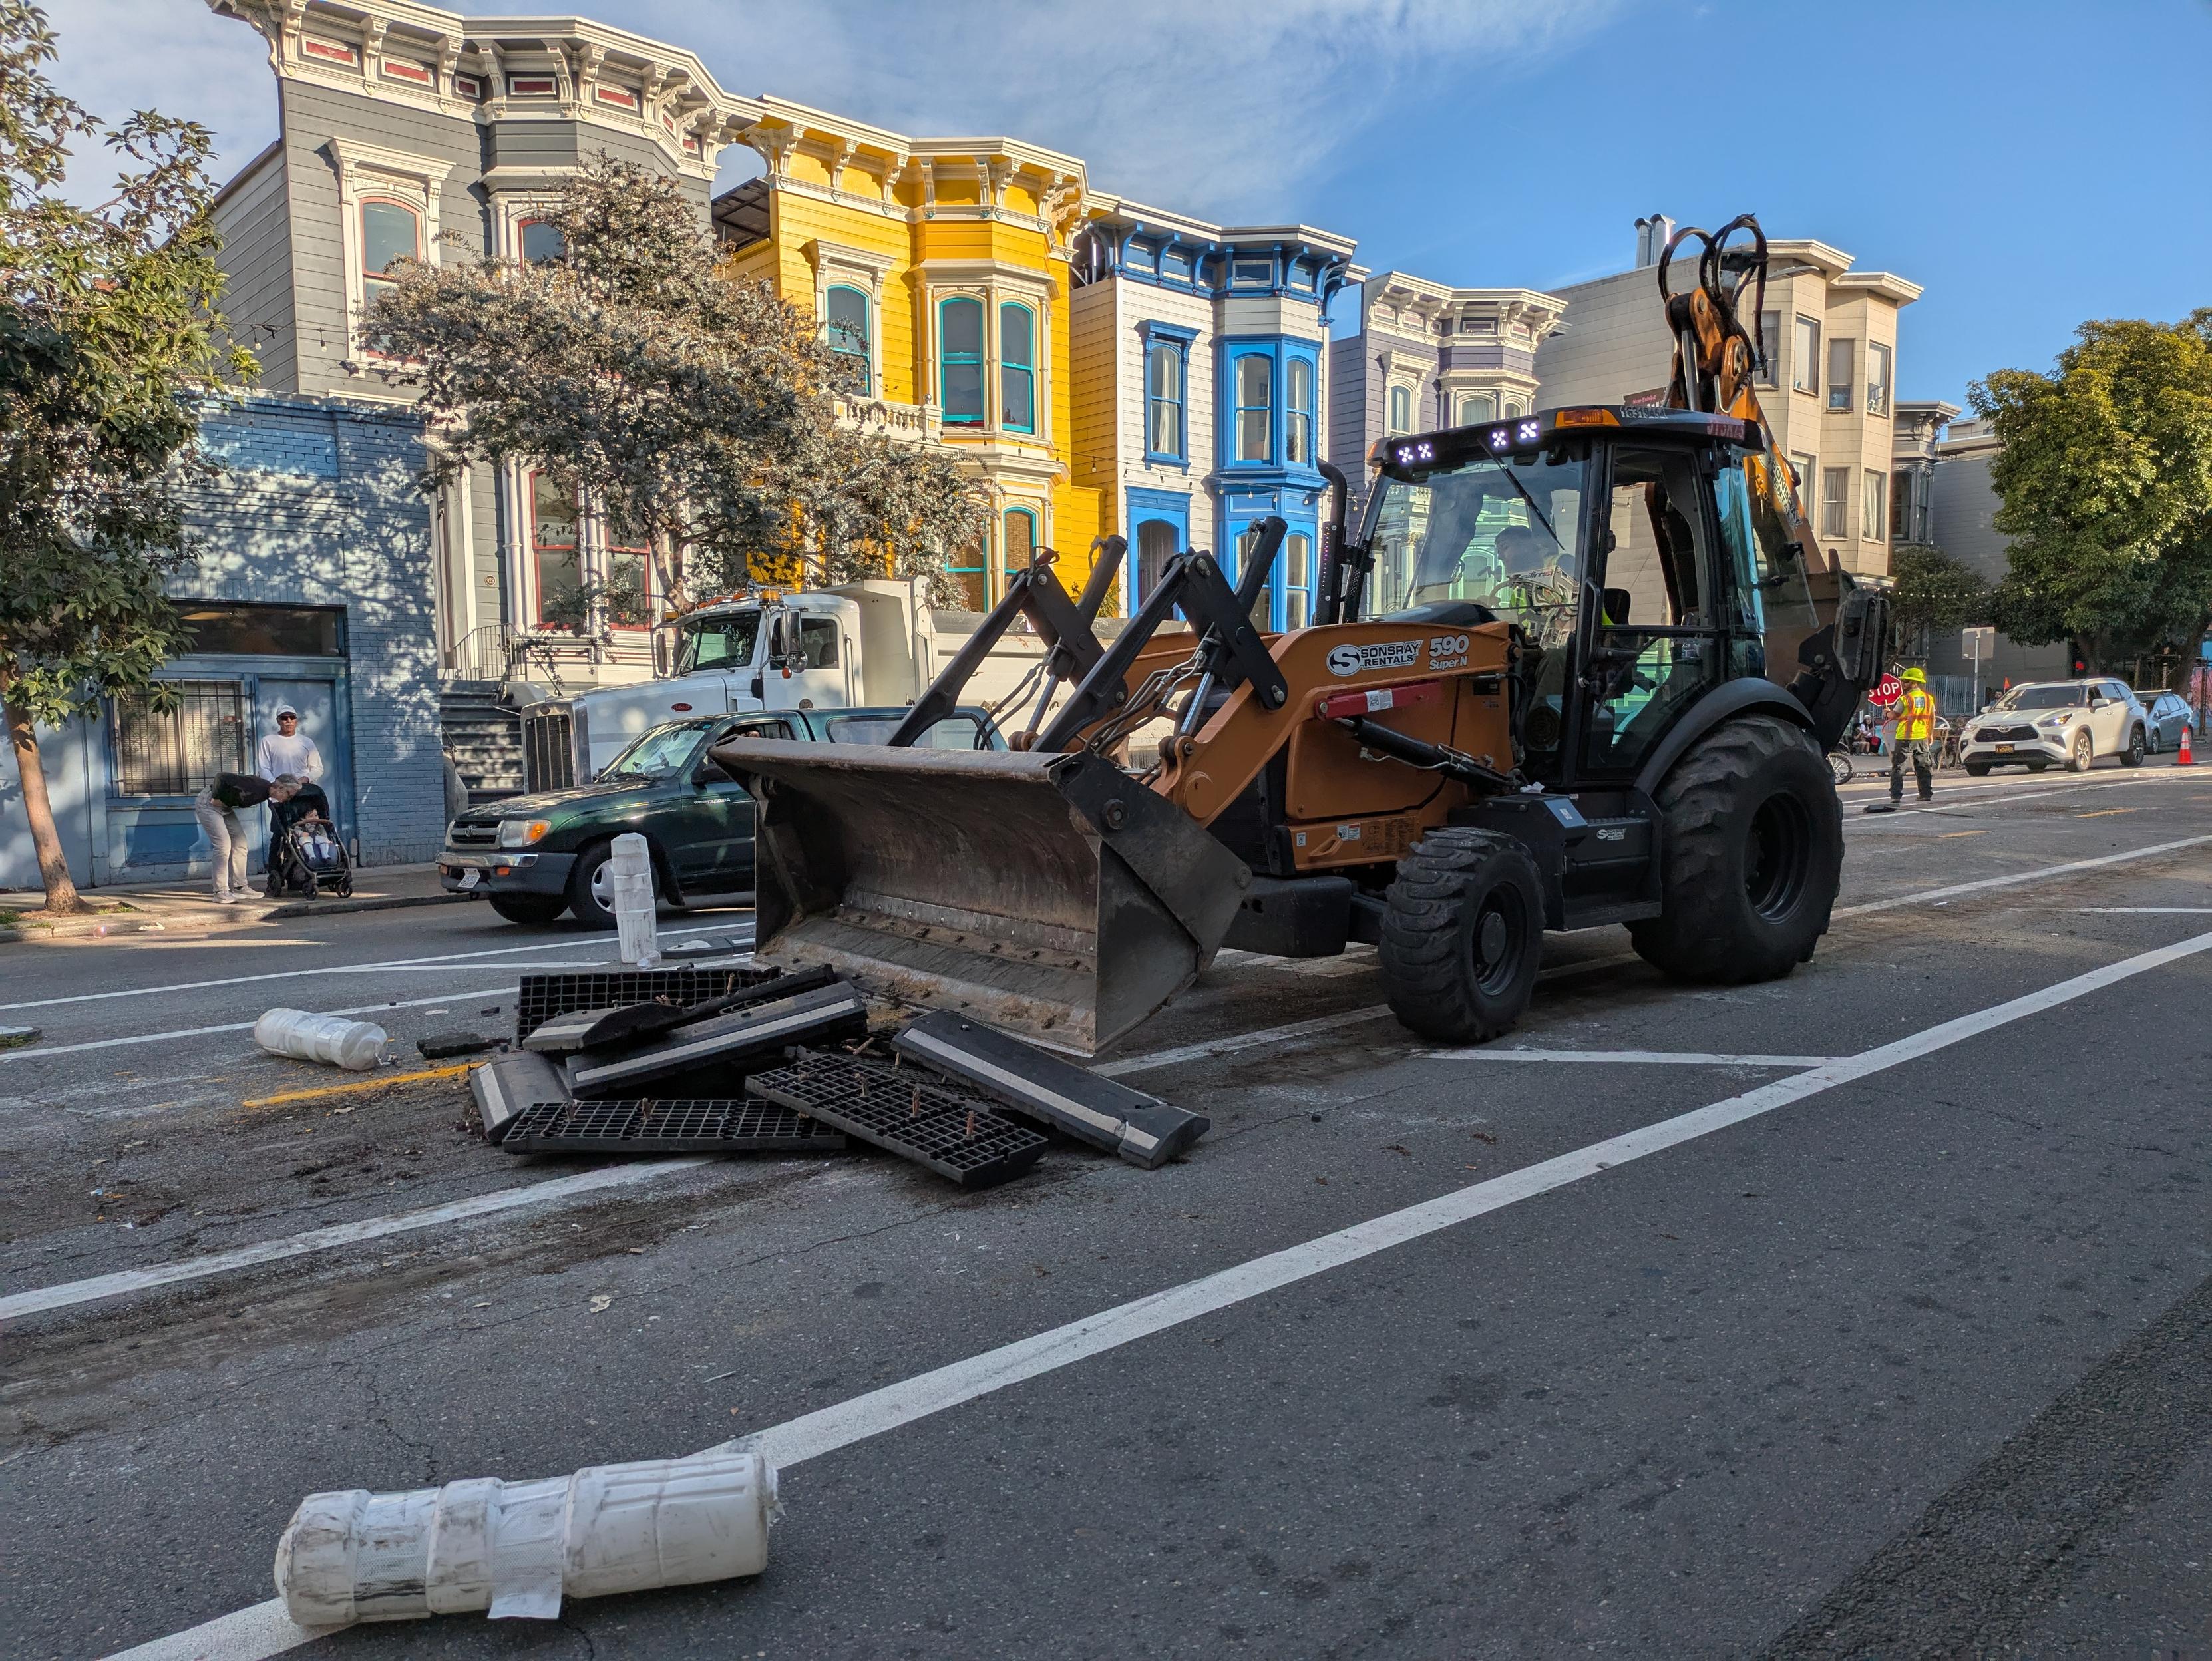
1895, 687, 1935, 742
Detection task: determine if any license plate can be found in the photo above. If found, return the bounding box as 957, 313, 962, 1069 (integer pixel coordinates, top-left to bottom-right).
458, 869, 481, 890
1995, 743, 2014, 753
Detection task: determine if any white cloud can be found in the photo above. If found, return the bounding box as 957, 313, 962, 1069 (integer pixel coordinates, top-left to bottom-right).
47, 0, 1614, 220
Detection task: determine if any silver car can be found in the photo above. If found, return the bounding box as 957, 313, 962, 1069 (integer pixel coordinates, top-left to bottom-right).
2135, 689, 2195, 753
1959, 679, 2147, 774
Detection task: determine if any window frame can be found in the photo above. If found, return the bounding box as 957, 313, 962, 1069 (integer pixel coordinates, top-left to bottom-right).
999, 299, 1037, 435
1140, 323, 1195, 465
355, 194, 422, 349
326, 137, 451, 378
1862, 469, 1886, 541
1232, 351, 1274, 463
1754, 309, 1781, 387
1867, 340, 1892, 417
825, 282, 872, 397
1457, 391, 1499, 427
938, 295, 986, 427
109, 677, 252, 798
1789, 451, 1817, 513
601, 508, 655, 632
1387, 383, 1413, 435
1284, 530, 1314, 630
1792, 315, 1821, 394
515, 216, 564, 265
1002, 506, 1037, 582
1284, 353, 1316, 467
1819, 466, 1850, 540
1827, 336, 1857, 412
528, 470, 585, 628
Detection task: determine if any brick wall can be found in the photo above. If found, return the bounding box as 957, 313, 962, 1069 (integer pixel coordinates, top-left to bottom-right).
186, 393, 447, 866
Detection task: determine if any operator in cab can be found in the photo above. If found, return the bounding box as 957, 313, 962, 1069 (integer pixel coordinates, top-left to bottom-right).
1867, 666, 1937, 813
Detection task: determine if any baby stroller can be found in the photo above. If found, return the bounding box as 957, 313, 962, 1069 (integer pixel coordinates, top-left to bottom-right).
268, 815, 354, 899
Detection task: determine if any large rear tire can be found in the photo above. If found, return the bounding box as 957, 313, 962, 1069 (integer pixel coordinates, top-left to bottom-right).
1379, 828, 1544, 1045
1630, 716, 1843, 983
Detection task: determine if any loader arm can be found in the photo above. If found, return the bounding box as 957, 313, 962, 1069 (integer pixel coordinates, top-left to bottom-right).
1656, 215, 1887, 749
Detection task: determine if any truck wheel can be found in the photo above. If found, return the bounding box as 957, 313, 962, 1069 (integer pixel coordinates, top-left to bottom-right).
1378, 828, 1544, 1045
489, 894, 566, 924
566, 841, 618, 928
2068, 732, 2093, 772
2121, 725, 2145, 767
1630, 716, 1842, 983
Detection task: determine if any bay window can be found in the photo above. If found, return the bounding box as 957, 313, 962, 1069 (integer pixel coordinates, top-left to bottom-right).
1000, 301, 1036, 433
1867, 341, 1891, 416
530, 474, 582, 625
1003, 508, 1036, 579
1459, 392, 1497, 426
1284, 532, 1312, 630
1793, 315, 1820, 393
1863, 470, 1886, 540
1234, 353, 1273, 462
1285, 356, 1314, 465
1387, 383, 1412, 435
1146, 339, 1185, 461
359, 198, 420, 307
939, 296, 984, 425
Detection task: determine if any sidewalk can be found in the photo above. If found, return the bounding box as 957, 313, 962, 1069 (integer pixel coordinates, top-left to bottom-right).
0, 862, 468, 943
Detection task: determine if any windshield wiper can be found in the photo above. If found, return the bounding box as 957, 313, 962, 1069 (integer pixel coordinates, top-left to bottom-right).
1490, 457, 1559, 548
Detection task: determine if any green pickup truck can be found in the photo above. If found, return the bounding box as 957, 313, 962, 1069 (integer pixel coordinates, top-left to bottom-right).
441, 705, 1003, 926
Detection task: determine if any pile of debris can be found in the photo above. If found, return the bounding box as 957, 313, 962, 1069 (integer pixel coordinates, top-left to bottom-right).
470, 965, 1207, 1190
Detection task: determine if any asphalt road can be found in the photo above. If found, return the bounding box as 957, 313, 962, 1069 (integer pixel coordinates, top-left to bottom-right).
3, 755, 2209, 1659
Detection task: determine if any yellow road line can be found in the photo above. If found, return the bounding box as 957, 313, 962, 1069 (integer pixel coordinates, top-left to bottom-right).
1937, 829, 1989, 839
241, 1062, 474, 1110
2077, 807, 2137, 818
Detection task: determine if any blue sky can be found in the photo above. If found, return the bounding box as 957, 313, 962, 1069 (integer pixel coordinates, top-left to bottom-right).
54, 0, 2212, 411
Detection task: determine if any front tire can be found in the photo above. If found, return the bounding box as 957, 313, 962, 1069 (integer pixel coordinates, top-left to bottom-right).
1379, 829, 1544, 1045
489, 893, 566, 925
2068, 733, 2093, 772
566, 840, 618, 928
1965, 761, 1990, 777
1630, 715, 1843, 983
2121, 725, 2145, 767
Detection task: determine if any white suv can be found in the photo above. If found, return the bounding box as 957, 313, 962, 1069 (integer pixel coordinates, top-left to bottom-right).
1960, 679, 2146, 775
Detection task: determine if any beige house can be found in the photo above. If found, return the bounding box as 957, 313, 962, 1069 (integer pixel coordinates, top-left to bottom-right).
1533, 220, 1922, 580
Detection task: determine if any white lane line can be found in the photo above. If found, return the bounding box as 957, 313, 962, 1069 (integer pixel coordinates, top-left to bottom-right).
0, 986, 525, 1063
1, 1159, 713, 1322
98, 927, 2212, 1661
1421, 1048, 1833, 1067
0, 922, 755, 1014
1844, 772, 2212, 822
1833, 835, 2212, 918
2078, 907, 2212, 914
14, 1005, 1376, 1324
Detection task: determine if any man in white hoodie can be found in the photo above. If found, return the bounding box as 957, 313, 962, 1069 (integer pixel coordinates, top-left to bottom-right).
254, 705, 323, 784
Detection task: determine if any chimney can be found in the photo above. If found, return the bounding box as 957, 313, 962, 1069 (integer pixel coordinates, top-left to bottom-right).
1634, 214, 1675, 267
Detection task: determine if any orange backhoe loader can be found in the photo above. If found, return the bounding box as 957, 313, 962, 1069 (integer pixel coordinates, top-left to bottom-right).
712, 216, 1887, 1053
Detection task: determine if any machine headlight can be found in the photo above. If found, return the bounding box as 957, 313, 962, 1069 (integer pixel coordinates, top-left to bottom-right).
2037, 713, 2072, 729
498, 818, 552, 848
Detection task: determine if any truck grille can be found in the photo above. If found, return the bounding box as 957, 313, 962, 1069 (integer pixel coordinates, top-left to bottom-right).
522, 710, 574, 793
449, 817, 501, 848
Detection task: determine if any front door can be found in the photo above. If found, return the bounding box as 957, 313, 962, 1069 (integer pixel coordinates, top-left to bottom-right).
675, 717, 791, 890
1575, 444, 1728, 779
763, 609, 851, 711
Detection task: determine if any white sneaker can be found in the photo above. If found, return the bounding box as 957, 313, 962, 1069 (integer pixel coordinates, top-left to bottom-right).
216, 892, 247, 904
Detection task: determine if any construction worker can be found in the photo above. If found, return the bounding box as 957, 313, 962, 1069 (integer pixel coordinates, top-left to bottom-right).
1866, 667, 1936, 813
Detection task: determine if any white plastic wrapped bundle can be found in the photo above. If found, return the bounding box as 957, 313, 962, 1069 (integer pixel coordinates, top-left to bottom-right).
273, 1450, 779, 1626
609, 831, 658, 966
253, 1008, 387, 1071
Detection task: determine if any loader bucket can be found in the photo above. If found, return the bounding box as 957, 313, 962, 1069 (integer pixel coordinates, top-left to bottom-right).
707, 738, 1252, 1054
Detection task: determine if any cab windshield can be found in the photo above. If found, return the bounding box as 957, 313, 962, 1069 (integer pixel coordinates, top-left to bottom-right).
599, 722, 708, 779
1991, 685, 2085, 711
674, 611, 762, 675
1368, 449, 1587, 644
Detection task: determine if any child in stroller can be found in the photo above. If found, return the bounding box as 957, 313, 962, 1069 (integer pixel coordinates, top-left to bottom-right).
266, 778, 353, 899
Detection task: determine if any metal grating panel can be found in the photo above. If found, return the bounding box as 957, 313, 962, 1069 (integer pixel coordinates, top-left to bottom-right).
747, 1050, 1046, 1189
496, 1097, 847, 1155
515, 966, 781, 1042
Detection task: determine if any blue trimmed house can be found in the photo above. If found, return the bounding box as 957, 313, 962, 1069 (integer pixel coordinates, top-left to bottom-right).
1069, 208, 1362, 628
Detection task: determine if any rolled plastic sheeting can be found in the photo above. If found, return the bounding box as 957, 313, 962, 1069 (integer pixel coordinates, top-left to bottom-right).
273, 1449, 778, 1626
254, 1008, 387, 1071
610, 832, 659, 966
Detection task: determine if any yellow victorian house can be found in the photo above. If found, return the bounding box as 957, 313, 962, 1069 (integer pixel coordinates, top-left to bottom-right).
715, 98, 1104, 608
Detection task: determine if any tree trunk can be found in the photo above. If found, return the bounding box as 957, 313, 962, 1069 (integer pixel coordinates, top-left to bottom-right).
1, 677, 85, 914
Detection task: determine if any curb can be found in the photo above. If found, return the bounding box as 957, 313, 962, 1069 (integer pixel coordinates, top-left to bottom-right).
0, 888, 471, 942
264, 891, 477, 921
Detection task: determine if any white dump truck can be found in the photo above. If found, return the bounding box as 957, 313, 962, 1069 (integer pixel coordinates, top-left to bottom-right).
518, 580, 1077, 790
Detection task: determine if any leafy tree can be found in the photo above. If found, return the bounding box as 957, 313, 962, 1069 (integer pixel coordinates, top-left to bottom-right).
1972, 313, 2212, 670
1886, 542, 1988, 656
370, 155, 983, 616
0, 1, 248, 912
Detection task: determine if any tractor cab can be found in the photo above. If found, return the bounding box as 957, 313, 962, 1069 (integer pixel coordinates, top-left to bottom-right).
1350, 405, 1833, 789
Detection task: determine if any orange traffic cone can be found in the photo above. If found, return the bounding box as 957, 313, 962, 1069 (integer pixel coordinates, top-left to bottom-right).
2179, 724, 2196, 766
